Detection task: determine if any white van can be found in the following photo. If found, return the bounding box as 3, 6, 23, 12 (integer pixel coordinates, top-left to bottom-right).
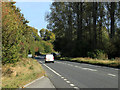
28, 54, 32, 58
45, 54, 54, 63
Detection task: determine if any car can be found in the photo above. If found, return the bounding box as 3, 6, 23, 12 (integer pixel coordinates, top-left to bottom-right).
28, 54, 32, 58
45, 54, 54, 63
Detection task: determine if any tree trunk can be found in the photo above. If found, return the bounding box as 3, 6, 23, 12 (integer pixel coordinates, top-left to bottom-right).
99, 3, 103, 48
110, 2, 115, 38
93, 2, 97, 49
77, 2, 83, 42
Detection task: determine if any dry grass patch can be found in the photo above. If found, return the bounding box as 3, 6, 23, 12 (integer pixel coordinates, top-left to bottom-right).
60, 57, 120, 68
2, 58, 45, 88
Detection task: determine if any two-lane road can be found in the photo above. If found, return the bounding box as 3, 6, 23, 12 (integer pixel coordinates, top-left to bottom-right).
35, 56, 119, 89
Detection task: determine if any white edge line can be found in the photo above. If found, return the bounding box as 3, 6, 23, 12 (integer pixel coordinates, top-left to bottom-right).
74, 87, 79, 89
61, 77, 64, 79
66, 81, 71, 83
43, 64, 62, 77
64, 79, 67, 81
43, 62, 80, 88
70, 84, 75, 87
23, 76, 45, 88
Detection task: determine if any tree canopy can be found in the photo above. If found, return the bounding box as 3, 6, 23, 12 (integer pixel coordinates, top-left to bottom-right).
46, 2, 120, 59
39, 28, 55, 43
2, 2, 54, 64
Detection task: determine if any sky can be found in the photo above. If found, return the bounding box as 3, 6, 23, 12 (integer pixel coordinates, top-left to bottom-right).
15, 2, 52, 35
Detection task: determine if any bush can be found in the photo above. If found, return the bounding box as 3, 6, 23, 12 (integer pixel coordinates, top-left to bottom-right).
87, 52, 96, 58
87, 49, 107, 59
95, 49, 108, 59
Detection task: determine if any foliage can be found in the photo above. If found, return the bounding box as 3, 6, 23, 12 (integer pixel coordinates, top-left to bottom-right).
41, 41, 54, 53
87, 49, 107, 59
46, 2, 120, 59
39, 28, 55, 43
2, 2, 54, 64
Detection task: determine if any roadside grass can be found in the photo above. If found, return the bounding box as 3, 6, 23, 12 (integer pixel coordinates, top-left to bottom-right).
58, 57, 120, 68
2, 58, 45, 88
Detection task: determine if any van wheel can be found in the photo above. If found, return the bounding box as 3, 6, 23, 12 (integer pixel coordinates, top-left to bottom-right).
52, 61, 54, 63
45, 61, 47, 63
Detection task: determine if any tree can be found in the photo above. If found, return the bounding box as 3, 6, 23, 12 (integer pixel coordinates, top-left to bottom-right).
40, 29, 55, 43
2, 2, 54, 64
39, 28, 46, 39
110, 2, 116, 38
46, 2, 120, 58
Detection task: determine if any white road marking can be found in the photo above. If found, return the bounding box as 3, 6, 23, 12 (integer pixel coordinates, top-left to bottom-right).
56, 61, 97, 72
58, 74, 62, 77
64, 79, 67, 81
70, 84, 75, 87
59, 62, 73, 66
66, 81, 71, 83
43, 63, 78, 88
88, 69, 97, 71
75, 66, 82, 68
74, 87, 79, 89
81, 68, 97, 71
75, 66, 78, 67
42, 60, 117, 88
108, 73, 116, 77
82, 68, 89, 70
43, 64, 60, 76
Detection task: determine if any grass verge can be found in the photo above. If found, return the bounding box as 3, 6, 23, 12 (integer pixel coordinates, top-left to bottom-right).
57, 57, 120, 68
2, 58, 45, 88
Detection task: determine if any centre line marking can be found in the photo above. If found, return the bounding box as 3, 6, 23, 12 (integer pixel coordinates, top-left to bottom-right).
108, 73, 116, 77
81, 68, 97, 71
88, 69, 97, 71
82, 68, 89, 70
75, 66, 78, 67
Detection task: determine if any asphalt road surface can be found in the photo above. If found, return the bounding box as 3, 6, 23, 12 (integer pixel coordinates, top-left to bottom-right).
35, 56, 119, 90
